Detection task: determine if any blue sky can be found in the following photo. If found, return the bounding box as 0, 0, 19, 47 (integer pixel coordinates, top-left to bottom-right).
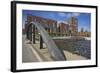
22, 10, 91, 32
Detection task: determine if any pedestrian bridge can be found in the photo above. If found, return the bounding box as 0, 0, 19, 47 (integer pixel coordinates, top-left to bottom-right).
26, 21, 66, 61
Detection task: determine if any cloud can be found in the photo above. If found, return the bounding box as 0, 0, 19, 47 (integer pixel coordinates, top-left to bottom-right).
72, 13, 80, 17
57, 12, 80, 18
67, 13, 80, 17
58, 12, 67, 17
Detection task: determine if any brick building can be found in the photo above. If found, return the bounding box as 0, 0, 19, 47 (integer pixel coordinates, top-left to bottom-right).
57, 21, 69, 35
26, 15, 57, 33
25, 15, 90, 37
68, 16, 78, 36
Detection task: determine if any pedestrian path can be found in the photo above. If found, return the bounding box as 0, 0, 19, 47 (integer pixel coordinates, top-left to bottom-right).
31, 41, 53, 61
22, 35, 40, 63
63, 51, 86, 60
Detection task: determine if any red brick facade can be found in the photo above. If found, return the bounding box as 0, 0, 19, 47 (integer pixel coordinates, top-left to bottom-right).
24, 15, 90, 37
27, 15, 57, 33
58, 22, 69, 34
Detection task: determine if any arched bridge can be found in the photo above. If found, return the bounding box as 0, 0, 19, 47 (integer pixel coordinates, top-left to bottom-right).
26, 21, 66, 61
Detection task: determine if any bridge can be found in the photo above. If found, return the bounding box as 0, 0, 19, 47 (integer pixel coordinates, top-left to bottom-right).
25, 21, 66, 61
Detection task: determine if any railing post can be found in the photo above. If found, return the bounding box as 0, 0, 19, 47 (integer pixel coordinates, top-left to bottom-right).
26, 23, 29, 40
26, 28, 29, 40
33, 25, 35, 44
40, 35, 43, 49
29, 24, 32, 41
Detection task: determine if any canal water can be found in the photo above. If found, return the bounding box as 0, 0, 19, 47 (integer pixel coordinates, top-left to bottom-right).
54, 38, 91, 59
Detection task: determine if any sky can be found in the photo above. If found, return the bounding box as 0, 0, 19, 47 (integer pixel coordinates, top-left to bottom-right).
22, 10, 91, 32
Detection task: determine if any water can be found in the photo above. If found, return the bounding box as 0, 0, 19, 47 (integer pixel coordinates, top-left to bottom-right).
54, 38, 91, 59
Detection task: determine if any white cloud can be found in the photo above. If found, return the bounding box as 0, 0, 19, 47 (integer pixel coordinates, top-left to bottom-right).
58, 20, 68, 24
67, 13, 80, 17
58, 12, 67, 17
58, 12, 80, 18
72, 13, 80, 17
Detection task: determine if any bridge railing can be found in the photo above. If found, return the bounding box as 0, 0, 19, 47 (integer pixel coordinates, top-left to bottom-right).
26, 21, 66, 61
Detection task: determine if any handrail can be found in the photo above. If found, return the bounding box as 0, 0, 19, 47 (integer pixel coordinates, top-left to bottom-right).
30, 22, 66, 61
